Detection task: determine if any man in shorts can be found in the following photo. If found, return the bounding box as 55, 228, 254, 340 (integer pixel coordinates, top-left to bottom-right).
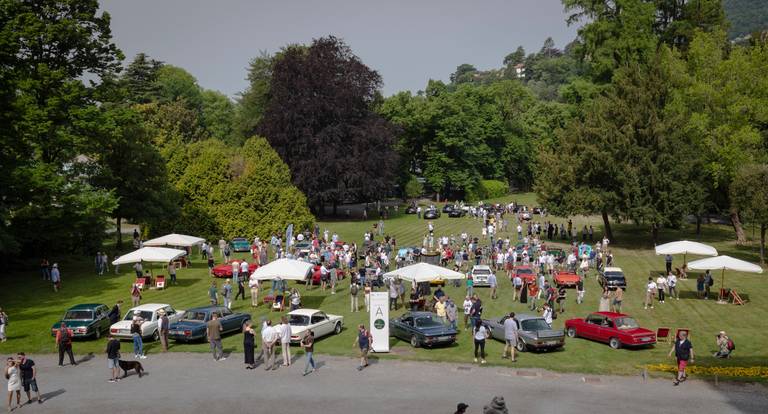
354, 324, 372, 371
106, 335, 121, 383
18, 352, 43, 404
502, 312, 518, 362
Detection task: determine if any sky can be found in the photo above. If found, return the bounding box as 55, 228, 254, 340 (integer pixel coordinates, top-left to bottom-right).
101, 0, 579, 97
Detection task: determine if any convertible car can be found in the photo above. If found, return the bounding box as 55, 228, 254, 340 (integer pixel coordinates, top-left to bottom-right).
288, 309, 344, 343
211, 260, 258, 278
565, 312, 656, 349
51, 304, 111, 339
168, 306, 251, 342
483, 313, 565, 352
390, 311, 457, 348
230, 237, 251, 252
554, 271, 580, 288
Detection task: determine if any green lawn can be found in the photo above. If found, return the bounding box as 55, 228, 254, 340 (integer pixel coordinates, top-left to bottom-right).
1, 193, 766, 379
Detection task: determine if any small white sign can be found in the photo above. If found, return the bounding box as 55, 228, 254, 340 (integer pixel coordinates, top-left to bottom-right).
369, 292, 390, 352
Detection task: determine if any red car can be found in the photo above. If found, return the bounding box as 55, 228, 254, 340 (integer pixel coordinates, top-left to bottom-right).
211, 260, 258, 278
554, 271, 580, 288
565, 312, 656, 349
512, 265, 536, 284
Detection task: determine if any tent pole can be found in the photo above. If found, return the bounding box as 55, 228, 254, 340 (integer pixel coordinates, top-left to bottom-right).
720, 268, 725, 301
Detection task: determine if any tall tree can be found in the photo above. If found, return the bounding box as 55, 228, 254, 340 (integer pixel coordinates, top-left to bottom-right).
257, 36, 398, 213
237, 51, 275, 139
122, 53, 164, 104
730, 164, 768, 263
450, 63, 478, 84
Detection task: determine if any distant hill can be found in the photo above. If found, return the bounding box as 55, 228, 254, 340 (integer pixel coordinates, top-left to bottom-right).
724, 0, 768, 38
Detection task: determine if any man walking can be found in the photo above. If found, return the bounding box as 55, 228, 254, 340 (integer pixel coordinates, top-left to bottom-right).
249, 273, 260, 307
206, 313, 225, 361
354, 324, 372, 371
209, 281, 218, 306
301, 330, 316, 376
668, 330, 694, 386
488, 271, 498, 300
262, 320, 279, 370
235, 272, 246, 301
18, 353, 42, 404
279, 316, 292, 366
222, 280, 233, 310
106, 335, 121, 383
167, 261, 177, 285
502, 312, 518, 362
665, 254, 673, 274
55, 322, 77, 366
350, 283, 359, 312
157, 309, 169, 352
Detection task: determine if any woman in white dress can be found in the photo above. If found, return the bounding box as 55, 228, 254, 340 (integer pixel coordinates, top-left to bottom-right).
6, 357, 21, 412
598, 287, 611, 312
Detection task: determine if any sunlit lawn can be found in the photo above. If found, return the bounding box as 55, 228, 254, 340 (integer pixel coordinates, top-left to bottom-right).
1, 193, 766, 379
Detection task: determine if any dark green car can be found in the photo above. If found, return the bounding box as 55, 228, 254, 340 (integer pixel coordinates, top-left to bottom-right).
50, 304, 111, 339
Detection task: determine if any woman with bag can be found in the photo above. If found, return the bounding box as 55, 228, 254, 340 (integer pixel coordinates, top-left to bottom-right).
472, 319, 489, 364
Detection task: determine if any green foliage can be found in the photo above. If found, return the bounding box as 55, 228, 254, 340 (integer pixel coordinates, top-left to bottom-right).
201, 90, 237, 145
155, 65, 203, 109
730, 164, 768, 262
724, 0, 768, 38
404, 175, 424, 200
475, 180, 510, 201
236, 51, 274, 139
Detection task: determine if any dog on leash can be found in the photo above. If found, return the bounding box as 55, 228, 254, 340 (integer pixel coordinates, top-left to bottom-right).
118, 360, 144, 378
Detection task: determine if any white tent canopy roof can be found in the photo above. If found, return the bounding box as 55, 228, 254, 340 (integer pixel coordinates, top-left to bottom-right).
382, 262, 465, 283
112, 247, 187, 265
687, 255, 763, 273
250, 258, 314, 281
143, 233, 205, 247
654, 240, 718, 257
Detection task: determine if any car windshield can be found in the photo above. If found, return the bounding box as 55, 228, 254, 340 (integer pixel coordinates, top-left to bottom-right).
521, 319, 551, 331
604, 272, 624, 280
63, 310, 93, 320
182, 311, 208, 321
613, 317, 640, 330
124, 311, 153, 321
289, 315, 310, 326
415, 315, 446, 328
473, 269, 491, 275
517, 268, 533, 275
232, 238, 247, 243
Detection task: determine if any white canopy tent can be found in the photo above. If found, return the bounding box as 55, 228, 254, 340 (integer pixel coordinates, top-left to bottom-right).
112, 247, 187, 265
143, 233, 205, 248
250, 258, 314, 281
687, 255, 763, 302
382, 262, 465, 283
654, 240, 718, 267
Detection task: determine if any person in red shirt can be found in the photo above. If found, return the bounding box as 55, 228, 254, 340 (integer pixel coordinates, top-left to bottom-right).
55, 323, 77, 366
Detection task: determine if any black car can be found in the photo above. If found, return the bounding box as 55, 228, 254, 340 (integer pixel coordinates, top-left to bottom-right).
405, 205, 417, 214
532, 207, 542, 215
424, 209, 441, 219
390, 311, 457, 348
598, 267, 628, 291
442, 204, 455, 213
448, 209, 466, 218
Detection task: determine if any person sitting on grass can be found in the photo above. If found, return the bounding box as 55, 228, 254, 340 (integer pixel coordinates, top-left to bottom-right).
714, 331, 734, 359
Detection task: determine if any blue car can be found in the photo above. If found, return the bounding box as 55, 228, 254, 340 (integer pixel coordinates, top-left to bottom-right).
168, 306, 251, 342
390, 311, 458, 348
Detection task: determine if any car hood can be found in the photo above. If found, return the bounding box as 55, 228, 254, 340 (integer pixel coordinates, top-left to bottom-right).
111, 321, 139, 330
524, 329, 564, 339
417, 326, 458, 336
169, 320, 205, 330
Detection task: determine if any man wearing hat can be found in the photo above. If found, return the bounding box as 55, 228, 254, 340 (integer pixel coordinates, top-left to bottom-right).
455, 403, 469, 414
157, 309, 169, 352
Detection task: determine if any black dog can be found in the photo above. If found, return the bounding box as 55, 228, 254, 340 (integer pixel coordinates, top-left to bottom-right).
118, 360, 144, 378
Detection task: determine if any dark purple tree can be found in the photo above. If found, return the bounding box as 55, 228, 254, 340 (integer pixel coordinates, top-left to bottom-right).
257, 36, 398, 215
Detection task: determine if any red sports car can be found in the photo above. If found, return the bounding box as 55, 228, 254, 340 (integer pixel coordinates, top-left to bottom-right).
211, 260, 258, 278
512, 265, 536, 284
565, 312, 656, 349
554, 271, 580, 288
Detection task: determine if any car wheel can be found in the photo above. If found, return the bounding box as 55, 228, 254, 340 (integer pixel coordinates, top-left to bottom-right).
152, 329, 160, 342
609, 337, 621, 349
334, 323, 342, 335
410, 335, 420, 348
516, 339, 527, 352
566, 327, 577, 338
94, 329, 101, 339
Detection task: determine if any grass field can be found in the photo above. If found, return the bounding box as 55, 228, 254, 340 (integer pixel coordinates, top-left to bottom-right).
1, 193, 766, 379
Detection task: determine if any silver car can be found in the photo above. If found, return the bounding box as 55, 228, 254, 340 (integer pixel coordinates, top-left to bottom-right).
482, 313, 565, 352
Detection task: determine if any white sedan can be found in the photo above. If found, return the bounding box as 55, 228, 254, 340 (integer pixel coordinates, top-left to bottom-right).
109, 303, 183, 341
288, 308, 343, 343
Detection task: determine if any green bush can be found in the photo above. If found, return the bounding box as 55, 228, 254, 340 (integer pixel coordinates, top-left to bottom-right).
467, 179, 510, 201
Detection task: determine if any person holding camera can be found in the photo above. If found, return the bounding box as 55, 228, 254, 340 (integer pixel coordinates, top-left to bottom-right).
714, 331, 734, 358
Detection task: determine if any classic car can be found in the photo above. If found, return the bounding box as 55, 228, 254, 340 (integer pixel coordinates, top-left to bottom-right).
109, 303, 183, 341
598, 267, 628, 291
532, 207, 542, 215
554, 271, 580, 288
565, 312, 656, 349
483, 314, 565, 352
512, 265, 536, 284
287, 309, 344, 343
390, 311, 457, 348
230, 237, 251, 252
405, 205, 417, 214
544, 248, 566, 263
168, 306, 251, 342
424, 209, 441, 219
442, 204, 455, 213
448, 208, 466, 218
293, 241, 312, 255
211, 260, 258, 278
470, 265, 493, 287
521, 212, 532, 220
50, 303, 111, 339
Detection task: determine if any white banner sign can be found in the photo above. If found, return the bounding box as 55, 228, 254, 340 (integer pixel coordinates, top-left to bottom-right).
369, 292, 389, 352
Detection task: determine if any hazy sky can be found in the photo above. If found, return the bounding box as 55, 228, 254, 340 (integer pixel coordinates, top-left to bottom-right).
101, 0, 578, 97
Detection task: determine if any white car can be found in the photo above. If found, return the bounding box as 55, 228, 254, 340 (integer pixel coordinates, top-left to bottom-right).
288, 308, 343, 343
470, 265, 493, 287
109, 303, 183, 341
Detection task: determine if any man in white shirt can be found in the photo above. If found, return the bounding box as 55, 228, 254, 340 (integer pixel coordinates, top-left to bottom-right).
278, 316, 292, 367
512, 275, 522, 301
502, 312, 519, 362
249, 273, 260, 307
644, 277, 657, 310
656, 274, 668, 304
240, 261, 249, 279
262, 320, 279, 370
488, 272, 498, 300
667, 272, 678, 300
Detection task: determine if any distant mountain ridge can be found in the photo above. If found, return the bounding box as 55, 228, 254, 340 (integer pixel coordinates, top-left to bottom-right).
724, 0, 768, 38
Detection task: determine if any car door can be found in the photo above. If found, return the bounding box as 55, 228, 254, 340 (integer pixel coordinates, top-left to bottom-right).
95, 306, 109, 332
166, 306, 181, 323
580, 315, 602, 340
396, 316, 412, 340
218, 307, 234, 332
596, 318, 616, 343
311, 312, 329, 337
